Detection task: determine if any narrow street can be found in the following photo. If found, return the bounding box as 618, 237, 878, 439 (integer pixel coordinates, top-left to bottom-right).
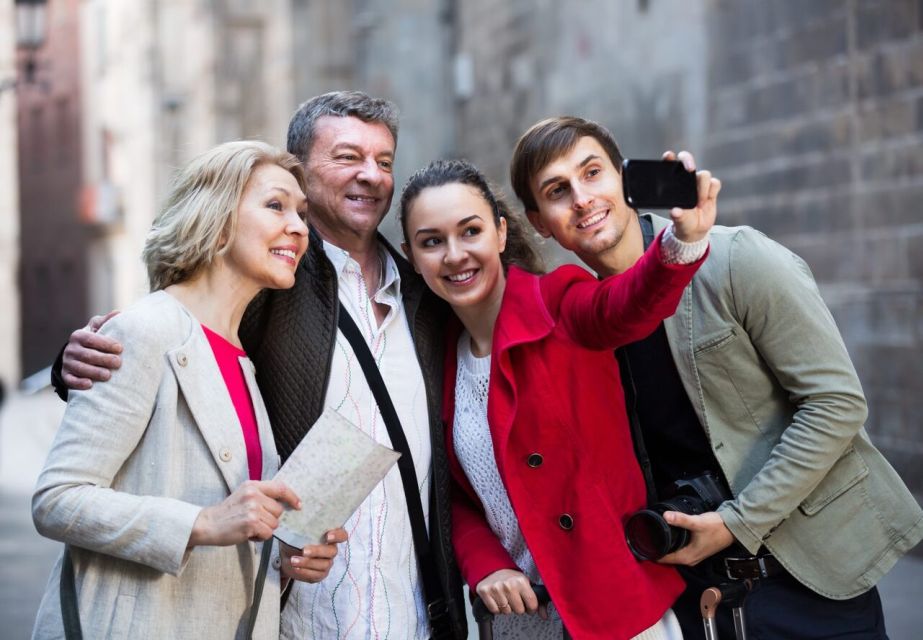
0, 389, 62, 639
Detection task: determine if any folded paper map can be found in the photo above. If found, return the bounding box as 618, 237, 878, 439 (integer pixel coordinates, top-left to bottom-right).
273, 408, 401, 548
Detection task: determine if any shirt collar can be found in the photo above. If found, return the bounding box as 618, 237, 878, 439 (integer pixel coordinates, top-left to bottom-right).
321, 239, 402, 301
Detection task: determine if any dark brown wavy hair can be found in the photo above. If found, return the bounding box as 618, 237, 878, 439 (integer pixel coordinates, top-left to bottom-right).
399, 159, 544, 274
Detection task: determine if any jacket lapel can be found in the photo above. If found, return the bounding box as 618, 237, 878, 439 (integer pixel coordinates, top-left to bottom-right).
488, 268, 555, 467
168, 328, 249, 493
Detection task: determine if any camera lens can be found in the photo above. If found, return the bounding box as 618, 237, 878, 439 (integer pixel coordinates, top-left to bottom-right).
625, 508, 676, 561
626, 472, 730, 561
625, 494, 704, 561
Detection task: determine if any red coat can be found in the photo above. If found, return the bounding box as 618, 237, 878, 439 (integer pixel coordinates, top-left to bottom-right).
443, 237, 703, 639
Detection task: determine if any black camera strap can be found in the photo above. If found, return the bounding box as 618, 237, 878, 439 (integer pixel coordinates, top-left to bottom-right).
617, 350, 658, 506
337, 303, 452, 640
616, 214, 658, 505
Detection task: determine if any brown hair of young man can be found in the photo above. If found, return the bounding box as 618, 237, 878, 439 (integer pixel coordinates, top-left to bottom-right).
509, 116, 625, 212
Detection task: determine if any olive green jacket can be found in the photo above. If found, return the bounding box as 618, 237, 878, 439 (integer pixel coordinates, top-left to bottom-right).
647, 213, 923, 599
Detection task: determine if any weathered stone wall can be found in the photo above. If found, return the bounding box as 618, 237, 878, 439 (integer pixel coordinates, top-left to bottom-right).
703, 0, 923, 494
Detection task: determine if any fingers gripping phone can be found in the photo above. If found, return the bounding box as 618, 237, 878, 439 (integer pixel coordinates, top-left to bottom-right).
621, 159, 697, 210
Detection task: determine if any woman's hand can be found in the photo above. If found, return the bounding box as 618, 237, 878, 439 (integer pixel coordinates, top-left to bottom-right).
279, 529, 348, 584
475, 569, 540, 615
188, 480, 301, 548
661, 150, 720, 243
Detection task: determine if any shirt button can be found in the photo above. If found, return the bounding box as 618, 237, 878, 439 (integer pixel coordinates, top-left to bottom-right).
177, 353, 188, 367
272, 555, 282, 570
219, 447, 232, 462
558, 514, 574, 531
527, 453, 543, 468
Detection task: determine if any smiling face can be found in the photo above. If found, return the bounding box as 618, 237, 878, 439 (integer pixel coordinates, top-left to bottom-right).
527, 136, 637, 271
403, 182, 508, 314
302, 115, 395, 248
222, 163, 309, 291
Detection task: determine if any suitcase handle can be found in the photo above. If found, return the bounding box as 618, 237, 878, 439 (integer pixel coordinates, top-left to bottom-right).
473, 584, 574, 640
471, 583, 552, 623
701, 582, 751, 640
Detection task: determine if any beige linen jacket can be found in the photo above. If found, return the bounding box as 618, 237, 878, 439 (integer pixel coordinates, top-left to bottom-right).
32, 291, 282, 639
647, 214, 923, 599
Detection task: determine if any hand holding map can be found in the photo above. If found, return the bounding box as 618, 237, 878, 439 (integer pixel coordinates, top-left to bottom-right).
273, 408, 401, 547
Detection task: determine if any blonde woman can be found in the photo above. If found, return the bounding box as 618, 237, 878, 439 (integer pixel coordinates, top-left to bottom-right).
32, 141, 344, 639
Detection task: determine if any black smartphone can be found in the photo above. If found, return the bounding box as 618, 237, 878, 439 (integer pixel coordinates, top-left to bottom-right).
621, 159, 697, 210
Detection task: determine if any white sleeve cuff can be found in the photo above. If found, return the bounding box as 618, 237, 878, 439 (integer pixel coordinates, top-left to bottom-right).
660, 223, 710, 264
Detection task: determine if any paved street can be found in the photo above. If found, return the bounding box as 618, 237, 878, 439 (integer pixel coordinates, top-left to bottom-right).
1, 388, 921, 639
0, 389, 63, 639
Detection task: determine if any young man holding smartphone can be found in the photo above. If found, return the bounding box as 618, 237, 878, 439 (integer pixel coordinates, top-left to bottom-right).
509, 116, 922, 639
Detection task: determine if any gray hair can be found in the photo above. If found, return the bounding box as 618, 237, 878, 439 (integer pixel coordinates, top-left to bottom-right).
286, 90, 400, 162
142, 140, 305, 291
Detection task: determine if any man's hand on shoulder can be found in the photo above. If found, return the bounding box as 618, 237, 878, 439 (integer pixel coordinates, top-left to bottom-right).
62, 311, 123, 390
656, 510, 735, 566
662, 150, 721, 243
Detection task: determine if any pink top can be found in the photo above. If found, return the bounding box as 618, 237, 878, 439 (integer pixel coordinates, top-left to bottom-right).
202, 325, 262, 481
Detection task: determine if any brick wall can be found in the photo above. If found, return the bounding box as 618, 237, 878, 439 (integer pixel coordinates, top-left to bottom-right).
704, 0, 923, 493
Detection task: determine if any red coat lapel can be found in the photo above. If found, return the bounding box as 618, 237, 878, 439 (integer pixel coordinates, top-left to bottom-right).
442, 267, 555, 480
487, 268, 555, 475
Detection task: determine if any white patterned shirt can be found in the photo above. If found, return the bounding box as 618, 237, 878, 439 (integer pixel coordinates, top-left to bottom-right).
281, 241, 431, 640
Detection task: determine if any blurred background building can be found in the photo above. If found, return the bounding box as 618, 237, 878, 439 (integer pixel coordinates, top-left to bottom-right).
77, 0, 297, 326
0, 0, 20, 396
1, 0, 922, 516
16, 0, 87, 384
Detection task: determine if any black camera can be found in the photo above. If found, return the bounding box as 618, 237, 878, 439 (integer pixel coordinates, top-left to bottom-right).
625, 472, 729, 561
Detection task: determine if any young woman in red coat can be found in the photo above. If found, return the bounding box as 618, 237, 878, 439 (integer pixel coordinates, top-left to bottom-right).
398, 159, 716, 640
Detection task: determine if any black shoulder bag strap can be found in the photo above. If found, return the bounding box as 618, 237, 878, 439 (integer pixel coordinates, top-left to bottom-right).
60, 545, 83, 640
337, 303, 453, 640
60, 534, 273, 639
615, 214, 658, 506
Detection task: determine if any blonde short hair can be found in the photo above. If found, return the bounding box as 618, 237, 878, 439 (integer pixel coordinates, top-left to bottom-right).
142, 140, 306, 291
